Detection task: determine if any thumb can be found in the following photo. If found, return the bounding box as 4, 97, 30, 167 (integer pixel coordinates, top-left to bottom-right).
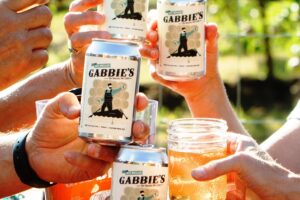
45, 92, 80, 119
191, 153, 246, 181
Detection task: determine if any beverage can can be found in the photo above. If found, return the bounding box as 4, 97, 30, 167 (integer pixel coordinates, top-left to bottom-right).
110, 145, 168, 200
157, 0, 207, 81
99, 0, 149, 42
79, 39, 141, 146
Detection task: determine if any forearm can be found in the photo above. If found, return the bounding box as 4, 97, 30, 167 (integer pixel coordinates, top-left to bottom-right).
0, 60, 76, 132
0, 133, 30, 198
261, 120, 300, 174
185, 79, 248, 135
282, 174, 300, 200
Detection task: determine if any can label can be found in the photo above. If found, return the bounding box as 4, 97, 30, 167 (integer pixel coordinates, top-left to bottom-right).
79, 55, 139, 137
102, 0, 148, 39
158, 1, 205, 75
111, 162, 168, 200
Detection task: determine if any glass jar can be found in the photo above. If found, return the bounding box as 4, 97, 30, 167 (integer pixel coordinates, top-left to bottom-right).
168, 118, 228, 200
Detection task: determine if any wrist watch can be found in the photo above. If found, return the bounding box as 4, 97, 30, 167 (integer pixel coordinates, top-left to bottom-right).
13, 132, 56, 188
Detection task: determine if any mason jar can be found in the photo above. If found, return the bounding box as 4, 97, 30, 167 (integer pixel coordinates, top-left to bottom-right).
168, 118, 228, 200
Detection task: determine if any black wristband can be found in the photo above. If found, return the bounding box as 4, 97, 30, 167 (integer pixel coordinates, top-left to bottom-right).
13, 133, 56, 188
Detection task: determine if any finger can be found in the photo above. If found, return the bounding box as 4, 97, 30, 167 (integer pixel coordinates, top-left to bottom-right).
87, 143, 119, 162
46, 92, 81, 119
30, 49, 49, 68
191, 154, 243, 181
69, 0, 103, 12
150, 20, 157, 31
69, 31, 111, 52
205, 23, 218, 55
132, 120, 150, 141
3, 0, 49, 12
64, 151, 111, 175
146, 30, 158, 44
28, 27, 52, 50
135, 92, 148, 112
19, 5, 52, 29
64, 11, 105, 37
139, 44, 159, 60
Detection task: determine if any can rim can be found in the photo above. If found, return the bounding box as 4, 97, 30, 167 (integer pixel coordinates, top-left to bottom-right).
121, 144, 166, 152
92, 38, 139, 47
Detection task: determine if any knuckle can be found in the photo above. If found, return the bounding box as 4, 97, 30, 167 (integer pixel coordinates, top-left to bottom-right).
64, 13, 73, 25
41, 27, 53, 43
208, 161, 222, 174
41, 6, 52, 21
15, 32, 29, 45
236, 152, 251, 163
37, 6, 53, 22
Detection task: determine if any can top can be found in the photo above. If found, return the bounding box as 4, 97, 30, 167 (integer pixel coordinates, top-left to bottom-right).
116, 144, 168, 166
163, 0, 207, 4
121, 144, 166, 152
87, 39, 140, 59
92, 39, 139, 48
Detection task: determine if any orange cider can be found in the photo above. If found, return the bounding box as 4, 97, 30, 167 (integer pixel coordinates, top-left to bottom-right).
169, 149, 227, 200
167, 118, 228, 200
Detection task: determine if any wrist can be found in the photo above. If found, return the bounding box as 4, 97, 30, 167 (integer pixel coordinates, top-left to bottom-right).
184, 77, 228, 118
63, 60, 80, 88
13, 132, 55, 188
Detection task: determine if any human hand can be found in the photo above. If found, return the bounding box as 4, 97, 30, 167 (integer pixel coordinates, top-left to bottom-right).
191, 133, 300, 200
140, 20, 222, 101
0, 0, 52, 90
63, 0, 111, 87
25, 92, 149, 183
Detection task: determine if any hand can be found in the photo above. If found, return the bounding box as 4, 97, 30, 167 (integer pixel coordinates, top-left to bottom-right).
191, 133, 300, 200
140, 20, 222, 101
63, 0, 111, 87
0, 0, 52, 90
25, 92, 149, 183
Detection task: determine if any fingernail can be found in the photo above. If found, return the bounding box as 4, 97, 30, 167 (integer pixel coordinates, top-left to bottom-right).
68, 105, 81, 115
191, 168, 206, 179
150, 50, 158, 59
135, 122, 145, 134
87, 143, 100, 158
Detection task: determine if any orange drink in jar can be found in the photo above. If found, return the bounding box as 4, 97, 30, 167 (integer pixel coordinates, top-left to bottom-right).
168, 118, 228, 200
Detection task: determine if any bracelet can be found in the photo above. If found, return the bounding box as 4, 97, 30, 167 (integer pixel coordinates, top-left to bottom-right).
13, 132, 56, 188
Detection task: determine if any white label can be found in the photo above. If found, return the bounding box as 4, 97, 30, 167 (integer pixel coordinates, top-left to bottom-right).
111, 162, 168, 200
102, 0, 148, 39
157, 1, 206, 74
79, 56, 139, 137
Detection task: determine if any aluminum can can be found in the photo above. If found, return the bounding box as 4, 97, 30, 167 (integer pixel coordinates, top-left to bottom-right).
79, 39, 141, 146
99, 0, 149, 42
111, 145, 168, 200
157, 0, 207, 81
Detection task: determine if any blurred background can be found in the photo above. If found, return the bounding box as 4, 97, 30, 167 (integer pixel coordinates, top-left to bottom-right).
46, 0, 300, 147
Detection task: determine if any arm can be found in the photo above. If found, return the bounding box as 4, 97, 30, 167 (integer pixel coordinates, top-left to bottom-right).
0, 0, 110, 132
261, 103, 300, 174
0, 92, 149, 198
0, 61, 77, 132
141, 22, 248, 135
0, 133, 30, 198
192, 133, 300, 200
